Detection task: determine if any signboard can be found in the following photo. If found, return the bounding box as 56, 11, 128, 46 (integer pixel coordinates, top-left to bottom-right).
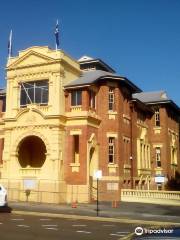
93, 170, 102, 180
154, 176, 165, 183
23, 179, 36, 189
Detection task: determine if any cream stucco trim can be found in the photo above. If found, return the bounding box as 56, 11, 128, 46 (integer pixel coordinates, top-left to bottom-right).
153, 144, 163, 148
70, 129, 82, 135
106, 133, 118, 138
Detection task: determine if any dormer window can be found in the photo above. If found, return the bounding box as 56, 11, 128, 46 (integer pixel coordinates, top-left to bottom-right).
20, 80, 48, 107
71, 90, 82, 106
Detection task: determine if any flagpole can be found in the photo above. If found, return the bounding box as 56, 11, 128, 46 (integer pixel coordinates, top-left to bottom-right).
54, 19, 59, 51
8, 30, 12, 59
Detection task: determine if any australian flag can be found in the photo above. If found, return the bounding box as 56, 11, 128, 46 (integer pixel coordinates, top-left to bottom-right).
54, 20, 59, 49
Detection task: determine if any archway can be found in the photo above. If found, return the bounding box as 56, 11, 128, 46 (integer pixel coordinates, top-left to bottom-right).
18, 136, 46, 168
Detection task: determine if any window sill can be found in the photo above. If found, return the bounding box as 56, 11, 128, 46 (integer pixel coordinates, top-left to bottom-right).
108, 111, 117, 120
108, 163, 118, 174
70, 162, 80, 172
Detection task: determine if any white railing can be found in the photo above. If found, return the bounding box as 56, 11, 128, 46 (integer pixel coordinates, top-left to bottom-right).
121, 189, 180, 205
71, 106, 82, 112
19, 168, 41, 176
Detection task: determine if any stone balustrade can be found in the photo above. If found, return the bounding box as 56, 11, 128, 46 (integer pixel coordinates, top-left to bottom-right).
121, 189, 180, 205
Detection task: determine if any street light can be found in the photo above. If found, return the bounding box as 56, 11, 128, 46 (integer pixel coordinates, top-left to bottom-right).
130, 156, 133, 189
93, 170, 102, 217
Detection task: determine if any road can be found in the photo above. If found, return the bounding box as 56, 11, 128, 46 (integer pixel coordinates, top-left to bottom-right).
0, 213, 149, 240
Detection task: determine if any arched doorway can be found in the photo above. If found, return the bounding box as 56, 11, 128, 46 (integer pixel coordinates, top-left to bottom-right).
89, 146, 98, 201
18, 136, 46, 168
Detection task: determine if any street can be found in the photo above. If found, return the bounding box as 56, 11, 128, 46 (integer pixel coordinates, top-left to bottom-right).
0, 213, 147, 240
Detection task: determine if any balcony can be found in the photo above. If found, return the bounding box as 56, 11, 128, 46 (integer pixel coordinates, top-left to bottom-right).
20, 167, 41, 177
70, 106, 82, 112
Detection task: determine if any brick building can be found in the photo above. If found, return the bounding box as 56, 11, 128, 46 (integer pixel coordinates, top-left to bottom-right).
0, 48, 179, 203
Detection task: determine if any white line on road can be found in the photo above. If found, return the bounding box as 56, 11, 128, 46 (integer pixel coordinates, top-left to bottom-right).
103, 224, 115, 227
72, 224, 87, 227
11, 219, 24, 221
17, 225, 30, 228
39, 219, 52, 221
42, 225, 58, 227
76, 230, 91, 234
45, 228, 58, 231
116, 231, 130, 234
110, 233, 126, 237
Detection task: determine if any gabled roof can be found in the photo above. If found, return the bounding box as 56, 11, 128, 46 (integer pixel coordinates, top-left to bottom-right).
64, 70, 141, 92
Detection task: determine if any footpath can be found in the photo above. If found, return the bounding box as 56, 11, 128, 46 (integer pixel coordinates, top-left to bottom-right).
5, 201, 180, 226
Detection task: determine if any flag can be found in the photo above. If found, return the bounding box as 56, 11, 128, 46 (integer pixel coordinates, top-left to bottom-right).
54, 20, 59, 50
8, 30, 12, 58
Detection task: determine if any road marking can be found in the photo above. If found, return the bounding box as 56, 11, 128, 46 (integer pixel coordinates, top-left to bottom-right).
110, 233, 126, 236
76, 230, 91, 234
103, 224, 115, 227
17, 225, 30, 228
11, 219, 24, 221
45, 227, 58, 231
42, 224, 58, 227
72, 224, 87, 227
39, 218, 52, 221
116, 231, 130, 234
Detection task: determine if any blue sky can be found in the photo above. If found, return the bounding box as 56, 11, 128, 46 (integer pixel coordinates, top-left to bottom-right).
0, 0, 180, 105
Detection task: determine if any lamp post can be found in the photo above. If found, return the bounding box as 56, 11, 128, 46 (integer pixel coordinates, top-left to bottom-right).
93, 170, 102, 217
130, 156, 133, 189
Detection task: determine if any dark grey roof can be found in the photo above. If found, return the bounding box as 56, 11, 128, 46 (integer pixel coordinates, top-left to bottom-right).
132, 91, 170, 103
0, 88, 6, 95
64, 70, 141, 92
64, 70, 118, 87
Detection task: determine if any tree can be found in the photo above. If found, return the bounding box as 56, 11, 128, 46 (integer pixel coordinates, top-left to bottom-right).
165, 171, 180, 191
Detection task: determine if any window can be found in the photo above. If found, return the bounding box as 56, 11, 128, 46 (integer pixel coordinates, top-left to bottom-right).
71, 90, 82, 106
89, 90, 96, 109
108, 137, 115, 163
73, 135, 79, 163
108, 88, 114, 111
155, 147, 161, 167
155, 109, 160, 126
20, 80, 48, 107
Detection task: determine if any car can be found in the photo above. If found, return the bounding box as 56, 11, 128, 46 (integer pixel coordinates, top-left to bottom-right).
0, 184, 7, 207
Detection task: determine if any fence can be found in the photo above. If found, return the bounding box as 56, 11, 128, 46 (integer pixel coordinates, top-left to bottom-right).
121, 189, 180, 205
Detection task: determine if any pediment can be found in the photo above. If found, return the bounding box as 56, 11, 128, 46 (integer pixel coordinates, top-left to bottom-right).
8, 50, 55, 69
16, 108, 45, 126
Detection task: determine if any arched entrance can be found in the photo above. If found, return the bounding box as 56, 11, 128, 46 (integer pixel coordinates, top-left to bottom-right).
18, 136, 46, 168
89, 146, 98, 201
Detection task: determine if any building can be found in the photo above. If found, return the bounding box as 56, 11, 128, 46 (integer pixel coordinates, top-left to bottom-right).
0, 46, 179, 203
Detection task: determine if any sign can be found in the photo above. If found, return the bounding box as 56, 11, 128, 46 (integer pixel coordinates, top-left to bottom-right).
154, 176, 165, 183
93, 170, 102, 180
23, 179, 36, 189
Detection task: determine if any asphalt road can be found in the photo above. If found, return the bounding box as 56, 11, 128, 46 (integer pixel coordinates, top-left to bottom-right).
0, 213, 149, 240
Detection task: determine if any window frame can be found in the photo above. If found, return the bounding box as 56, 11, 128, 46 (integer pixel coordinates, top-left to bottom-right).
89, 90, 96, 109
108, 88, 115, 111
108, 137, 115, 163
71, 90, 82, 106
20, 80, 49, 107
155, 109, 160, 127
155, 147, 161, 167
